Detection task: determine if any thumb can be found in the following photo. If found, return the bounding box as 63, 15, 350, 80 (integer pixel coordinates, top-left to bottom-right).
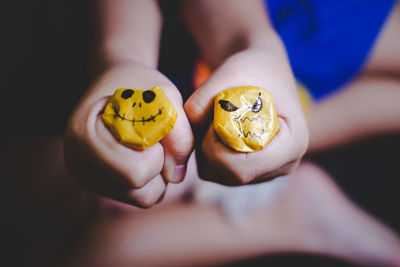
184, 62, 244, 129
161, 87, 194, 183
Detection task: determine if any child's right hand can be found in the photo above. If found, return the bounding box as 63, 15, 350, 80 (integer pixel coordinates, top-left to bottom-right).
64, 61, 193, 208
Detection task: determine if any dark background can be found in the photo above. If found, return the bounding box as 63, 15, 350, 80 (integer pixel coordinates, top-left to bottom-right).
1, 0, 399, 266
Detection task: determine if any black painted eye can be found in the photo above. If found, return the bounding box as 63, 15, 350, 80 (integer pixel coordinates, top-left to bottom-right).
251, 93, 262, 112
142, 90, 156, 103
219, 100, 238, 112
121, 89, 134, 99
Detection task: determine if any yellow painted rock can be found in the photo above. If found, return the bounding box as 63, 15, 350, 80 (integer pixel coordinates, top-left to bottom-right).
214, 86, 280, 152
102, 87, 177, 150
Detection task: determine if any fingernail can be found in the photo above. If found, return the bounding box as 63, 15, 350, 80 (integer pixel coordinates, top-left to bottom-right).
172, 165, 186, 183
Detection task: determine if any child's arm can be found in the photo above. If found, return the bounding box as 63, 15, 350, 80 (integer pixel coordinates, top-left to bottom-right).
92, 0, 161, 70
64, 0, 193, 208
183, 0, 309, 185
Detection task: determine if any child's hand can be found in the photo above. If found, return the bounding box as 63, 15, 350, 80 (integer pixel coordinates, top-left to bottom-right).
185, 48, 309, 185
64, 62, 193, 208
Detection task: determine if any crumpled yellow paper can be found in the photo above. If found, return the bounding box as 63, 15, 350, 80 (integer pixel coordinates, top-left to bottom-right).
102, 87, 177, 150
214, 86, 280, 152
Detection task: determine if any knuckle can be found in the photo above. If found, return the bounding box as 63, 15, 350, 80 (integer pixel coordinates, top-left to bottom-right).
293, 121, 310, 156
229, 165, 256, 185
135, 196, 158, 209
184, 96, 205, 125
296, 131, 309, 157
273, 159, 300, 178
126, 172, 150, 189
170, 134, 194, 159
118, 165, 152, 189
179, 133, 195, 151
132, 183, 165, 209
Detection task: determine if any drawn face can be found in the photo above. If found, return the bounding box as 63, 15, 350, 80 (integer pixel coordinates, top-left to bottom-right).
102, 87, 177, 150
214, 86, 280, 152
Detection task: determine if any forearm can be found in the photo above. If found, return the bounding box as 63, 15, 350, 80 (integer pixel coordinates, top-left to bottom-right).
75, 0, 164, 100
308, 75, 400, 152
92, 0, 162, 71
181, 0, 284, 69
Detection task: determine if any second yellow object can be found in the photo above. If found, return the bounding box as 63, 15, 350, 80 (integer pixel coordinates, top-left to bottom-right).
102, 87, 177, 150
214, 86, 280, 152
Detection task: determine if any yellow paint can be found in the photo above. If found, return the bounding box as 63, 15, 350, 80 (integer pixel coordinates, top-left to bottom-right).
214, 86, 280, 152
102, 87, 177, 150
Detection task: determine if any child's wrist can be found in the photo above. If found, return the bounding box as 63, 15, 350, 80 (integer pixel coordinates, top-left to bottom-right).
89, 41, 159, 76
247, 28, 283, 50
89, 52, 158, 79
204, 28, 286, 70
101, 47, 158, 68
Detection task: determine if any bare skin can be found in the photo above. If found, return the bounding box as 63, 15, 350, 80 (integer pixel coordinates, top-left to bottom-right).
308, 4, 400, 152
2, 1, 400, 267
64, 1, 399, 266
66, 162, 400, 267
64, 0, 194, 208
182, 0, 309, 185
2, 136, 400, 266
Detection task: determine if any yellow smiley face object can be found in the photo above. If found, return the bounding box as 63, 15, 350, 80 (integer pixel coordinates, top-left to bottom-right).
102, 87, 177, 150
214, 86, 280, 152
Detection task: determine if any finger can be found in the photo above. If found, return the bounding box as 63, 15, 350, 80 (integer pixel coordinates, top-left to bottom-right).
159, 86, 194, 183
199, 117, 305, 185
95, 103, 165, 188
184, 68, 228, 128
97, 175, 167, 209
197, 125, 250, 185
184, 50, 301, 128
184, 57, 264, 128
65, 97, 165, 193
196, 148, 231, 185
118, 175, 167, 208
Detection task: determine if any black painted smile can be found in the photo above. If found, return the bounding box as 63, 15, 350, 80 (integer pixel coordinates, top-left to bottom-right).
234, 114, 265, 139
108, 106, 163, 125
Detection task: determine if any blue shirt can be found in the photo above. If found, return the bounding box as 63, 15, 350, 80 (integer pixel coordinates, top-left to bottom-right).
266, 0, 396, 100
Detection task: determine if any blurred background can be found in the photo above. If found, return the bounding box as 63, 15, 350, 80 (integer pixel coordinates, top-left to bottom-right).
1, 0, 399, 266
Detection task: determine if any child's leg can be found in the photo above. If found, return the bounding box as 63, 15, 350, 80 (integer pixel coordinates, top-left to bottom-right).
3, 136, 399, 266
64, 163, 400, 267
0, 134, 193, 266
308, 3, 400, 152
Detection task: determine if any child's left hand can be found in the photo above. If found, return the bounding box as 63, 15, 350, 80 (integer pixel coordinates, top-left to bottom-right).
185, 47, 309, 185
